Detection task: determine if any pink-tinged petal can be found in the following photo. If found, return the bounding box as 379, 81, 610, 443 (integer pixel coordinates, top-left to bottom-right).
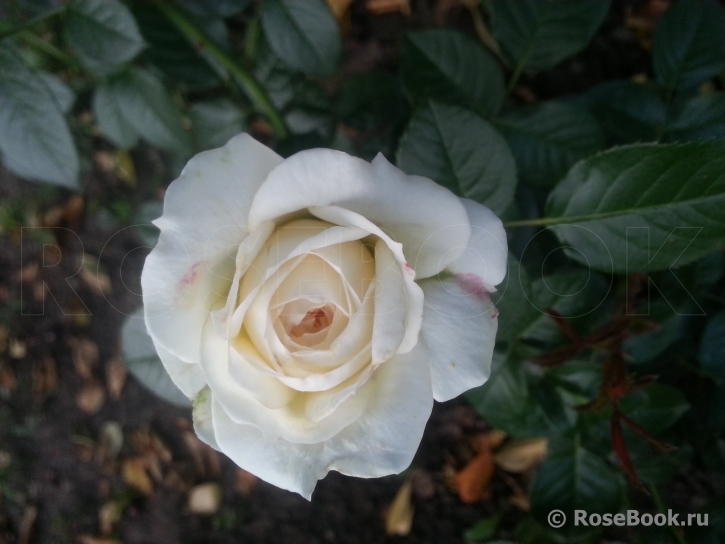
142, 134, 283, 363
447, 198, 507, 291
419, 275, 498, 402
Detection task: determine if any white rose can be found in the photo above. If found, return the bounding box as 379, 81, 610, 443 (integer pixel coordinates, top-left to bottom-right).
141, 134, 507, 498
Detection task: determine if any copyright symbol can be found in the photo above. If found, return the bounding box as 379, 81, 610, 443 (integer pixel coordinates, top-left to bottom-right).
548, 510, 566, 528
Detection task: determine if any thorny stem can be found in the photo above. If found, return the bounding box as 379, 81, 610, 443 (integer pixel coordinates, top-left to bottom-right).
156, 0, 289, 139
18, 30, 84, 71
649, 484, 689, 544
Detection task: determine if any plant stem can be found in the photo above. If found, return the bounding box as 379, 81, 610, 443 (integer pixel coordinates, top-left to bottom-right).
156, 0, 288, 139
503, 216, 562, 229
18, 30, 84, 71
0, 5, 66, 40
649, 484, 689, 544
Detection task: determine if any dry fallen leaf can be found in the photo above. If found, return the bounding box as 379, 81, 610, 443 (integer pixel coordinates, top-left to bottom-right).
494, 438, 548, 473
9, 338, 27, 359
453, 434, 496, 504
367, 0, 410, 16
77, 536, 122, 544
98, 501, 123, 535
32, 353, 58, 395
123, 457, 154, 496
77, 382, 106, 415
69, 337, 99, 380
384, 480, 414, 536
79, 254, 113, 296
188, 482, 223, 516
235, 468, 257, 497
18, 505, 37, 544
96, 422, 124, 463
327, 0, 353, 20
105, 357, 127, 400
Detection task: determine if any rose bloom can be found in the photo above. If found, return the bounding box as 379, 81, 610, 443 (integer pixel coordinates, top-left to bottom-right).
142, 134, 506, 498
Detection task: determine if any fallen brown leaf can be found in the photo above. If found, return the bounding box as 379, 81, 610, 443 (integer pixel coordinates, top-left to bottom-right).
98, 501, 123, 536
453, 434, 496, 504
494, 438, 548, 473
384, 480, 414, 536
69, 337, 99, 380
123, 457, 154, 496
77, 382, 106, 415
235, 468, 257, 497
105, 357, 127, 400
77, 536, 122, 544
188, 482, 223, 516
367, 0, 410, 16
18, 505, 37, 544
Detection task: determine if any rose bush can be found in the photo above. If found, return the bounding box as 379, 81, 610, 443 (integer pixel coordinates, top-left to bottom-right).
141, 133, 507, 498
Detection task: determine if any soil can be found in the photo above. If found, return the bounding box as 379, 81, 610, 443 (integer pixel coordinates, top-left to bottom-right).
0, 1, 679, 543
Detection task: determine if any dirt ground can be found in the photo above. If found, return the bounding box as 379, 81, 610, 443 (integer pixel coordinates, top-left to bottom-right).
0, 1, 672, 543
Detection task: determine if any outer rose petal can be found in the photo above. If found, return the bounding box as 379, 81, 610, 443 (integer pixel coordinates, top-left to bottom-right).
247, 149, 471, 279
152, 339, 207, 399
447, 198, 508, 291
209, 343, 433, 498
419, 276, 498, 402
142, 134, 283, 364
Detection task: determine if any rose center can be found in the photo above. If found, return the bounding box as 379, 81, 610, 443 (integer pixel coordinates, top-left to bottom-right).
288, 304, 335, 339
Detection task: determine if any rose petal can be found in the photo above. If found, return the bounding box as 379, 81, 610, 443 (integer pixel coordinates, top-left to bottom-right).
152, 339, 207, 399
247, 149, 471, 278
447, 198, 507, 291
142, 134, 283, 362
193, 387, 219, 450
419, 275, 498, 402
210, 343, 433, 499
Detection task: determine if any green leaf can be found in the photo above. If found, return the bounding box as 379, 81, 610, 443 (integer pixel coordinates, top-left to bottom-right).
653, 0, 725, 93
490, 0, 611, 75
260, 0, 341, 76
529, 436, 624, 534
40, 72, 75, 113
491, 256, 531, 343
581, 80, 667, 144
396, 101, 516, 214
624, 315, 683, 365
0, 43, 79, 188
666, 93, 725, 142
93, 84, 138, 149
190, 99, 245, 151
64, 0, 145, 75
618, 384, 689, 434
121, 306, 191, 408
401, 29, 505, 117
467, 352, 553, 437
496, 101, 605, 188
464, 515, 502, 543
93, 67, 192, 154
132, 4, 228, 90
700, 311, 725, 383
545, 142, 725, 274
176, 0, 250, 17
337, 72, 409, 130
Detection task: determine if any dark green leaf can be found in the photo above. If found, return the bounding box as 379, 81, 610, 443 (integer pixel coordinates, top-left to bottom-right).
121, 306, 191, 408
618, 384, 689, 434
491, 256, 531, 343
0, 43, 79, 188
581, 80, 667, 144
464, 516, 502, 543
40, 72, 75, 113
134, 200, 162, 247
666, 93, 725, 142
133, 5, 228, 90
190, 98, 245, 151
700, 311, 725, 382
337, 72, 409, 130
496, 101, 605, 188
260, 0, 341, 76
624, 315, 683, 365
546, 142, 725, 273
545, 360, 601, 399
490, 0, 611, 74
93, 67, 192, 154
65, 0, 145, 75
93, 84, 139, 149
653, 0, 725, 93
467, 352, 550, 437
530, 437, 624, 533
401, 29, 505, 117
176, 0, 250, 17
396, 101, 516, 214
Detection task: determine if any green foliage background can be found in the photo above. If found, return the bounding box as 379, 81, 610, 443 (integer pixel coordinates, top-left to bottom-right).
2, 0, 725, 542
